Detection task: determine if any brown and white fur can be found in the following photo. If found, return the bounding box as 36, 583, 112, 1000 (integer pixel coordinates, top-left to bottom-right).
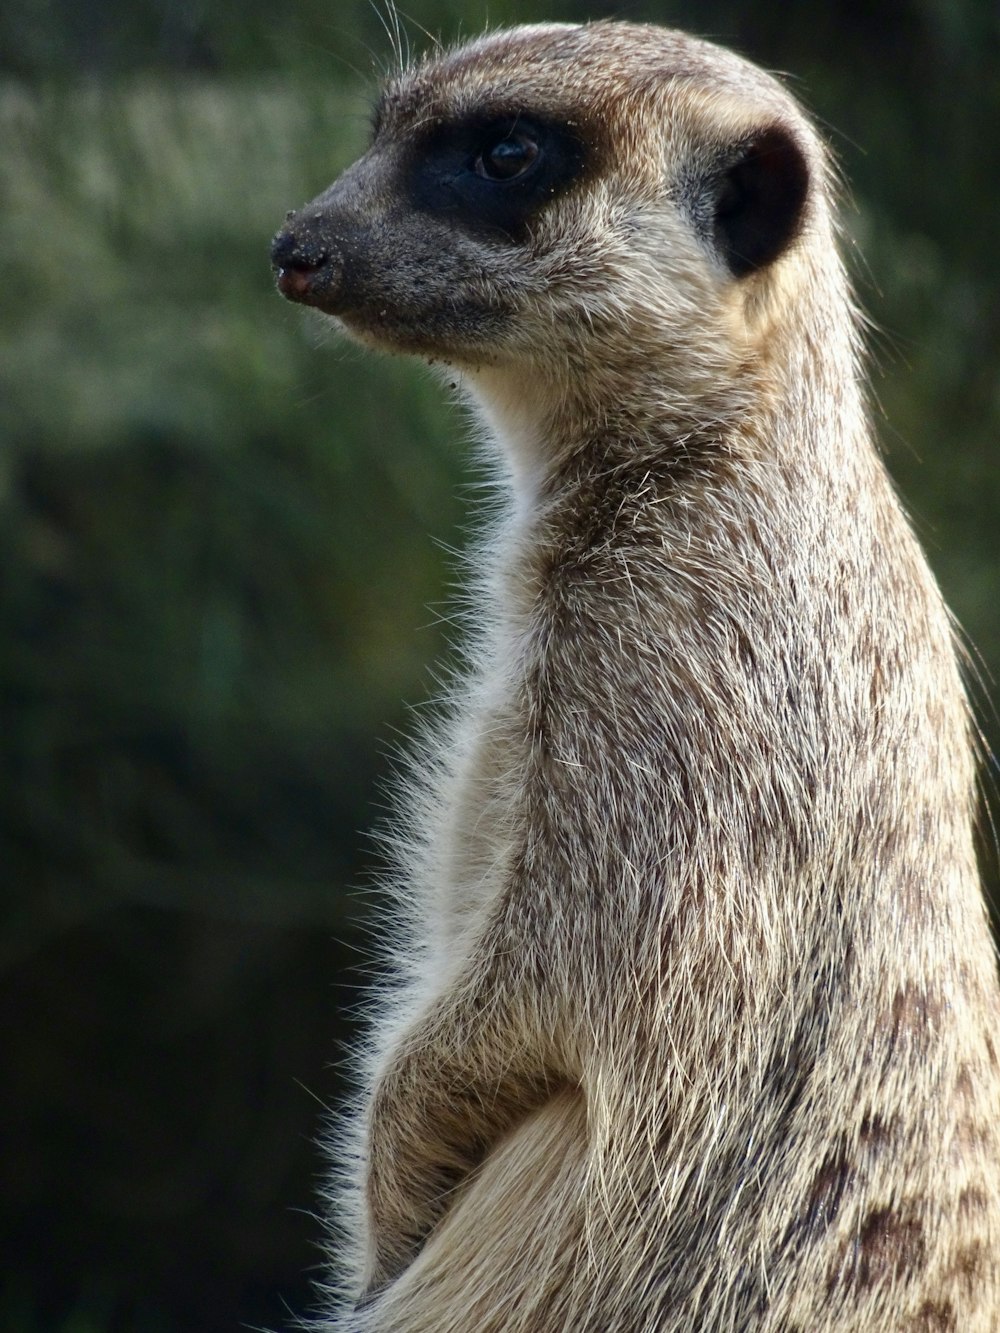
271, 22, 1000, 1332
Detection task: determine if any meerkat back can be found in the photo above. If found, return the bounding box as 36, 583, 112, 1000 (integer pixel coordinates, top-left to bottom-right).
271, 22, 1000, 1333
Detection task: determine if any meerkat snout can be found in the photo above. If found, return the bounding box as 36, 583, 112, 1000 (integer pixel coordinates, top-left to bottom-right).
270, 224, 336, 304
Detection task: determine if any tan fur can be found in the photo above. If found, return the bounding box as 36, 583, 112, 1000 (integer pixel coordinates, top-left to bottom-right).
272, 22, 1000, 1331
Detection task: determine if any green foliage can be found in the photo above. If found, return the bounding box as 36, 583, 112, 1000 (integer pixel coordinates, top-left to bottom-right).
1, 72, 472, 1333
1, 77, 468, 916
0, 1285, 171, 1333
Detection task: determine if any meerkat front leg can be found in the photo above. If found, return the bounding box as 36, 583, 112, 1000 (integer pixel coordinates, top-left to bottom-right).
358, 927, 565, 1298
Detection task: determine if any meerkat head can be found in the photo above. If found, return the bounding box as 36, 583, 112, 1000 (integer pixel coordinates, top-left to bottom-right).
271, 23, 829, 440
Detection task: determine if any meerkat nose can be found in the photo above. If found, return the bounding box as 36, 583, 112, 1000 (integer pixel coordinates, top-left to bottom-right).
270, 225, 337, 305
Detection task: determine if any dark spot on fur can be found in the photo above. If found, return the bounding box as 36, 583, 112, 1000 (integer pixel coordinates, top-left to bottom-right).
879, 985, 939, 1052
859, 1113, 894, 1155
952, 1117, 991, 1158
783, 1114, 897, 1254
797, 1147, 855, 1237
957, 1186, 988, 1219
947, 1241, 986, 1293
827, 1206, 926, 1294
984, 1031, 997, 1067
910, 1301, 956, 1332
868, 652, 884, 707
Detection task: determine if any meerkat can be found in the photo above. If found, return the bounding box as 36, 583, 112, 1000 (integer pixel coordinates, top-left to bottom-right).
270, 21, 1000, 1332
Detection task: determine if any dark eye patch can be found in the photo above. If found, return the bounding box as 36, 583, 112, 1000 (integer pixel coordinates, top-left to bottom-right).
404, 114, 588, 242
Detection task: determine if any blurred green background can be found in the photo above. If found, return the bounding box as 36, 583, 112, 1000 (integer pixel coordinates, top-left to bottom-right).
1, 1, 997, 1329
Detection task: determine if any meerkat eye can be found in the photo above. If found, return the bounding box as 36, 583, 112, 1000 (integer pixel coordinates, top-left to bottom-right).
475, 132, 540, 181
407, 115, 586, 241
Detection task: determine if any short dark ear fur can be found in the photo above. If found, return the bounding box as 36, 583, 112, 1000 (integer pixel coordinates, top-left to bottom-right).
712, 125, 809, 278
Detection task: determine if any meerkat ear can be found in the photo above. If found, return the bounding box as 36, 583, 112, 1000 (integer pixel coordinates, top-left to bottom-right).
712, 125, 809, 277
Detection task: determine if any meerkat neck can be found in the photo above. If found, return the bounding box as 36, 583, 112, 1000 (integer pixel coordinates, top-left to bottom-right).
461, 248, 866, 518
465, 324, 864, 523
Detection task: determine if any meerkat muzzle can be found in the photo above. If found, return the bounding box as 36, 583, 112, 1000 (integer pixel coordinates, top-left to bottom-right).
270, 222, 342, 307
